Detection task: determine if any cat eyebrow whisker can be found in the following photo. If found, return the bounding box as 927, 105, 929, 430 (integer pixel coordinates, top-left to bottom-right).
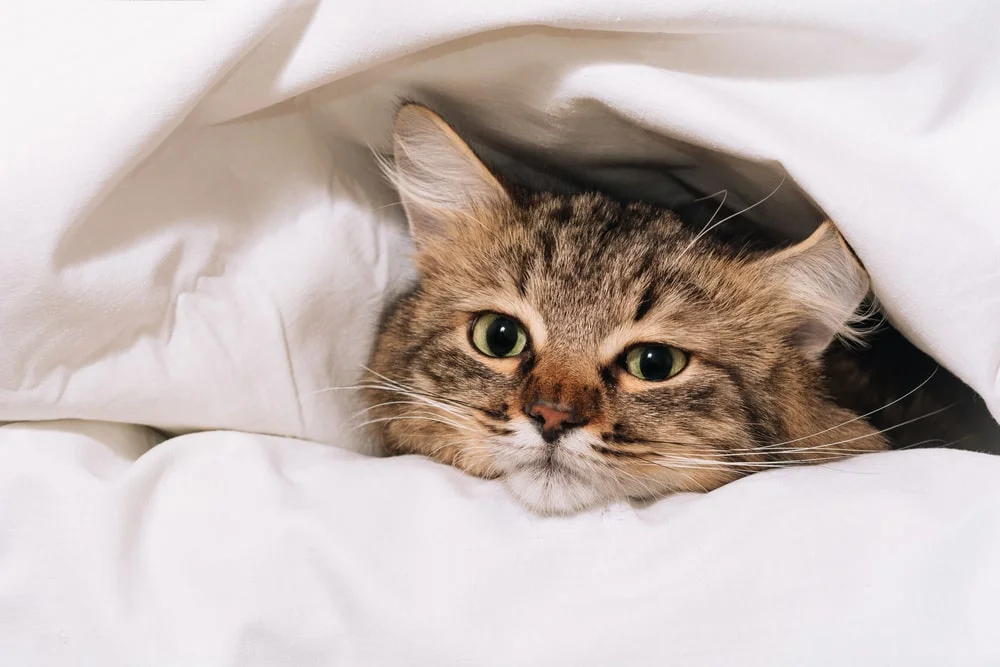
676, 175, 785, 261
676, 188, 728, 262
691, 188, 729, 204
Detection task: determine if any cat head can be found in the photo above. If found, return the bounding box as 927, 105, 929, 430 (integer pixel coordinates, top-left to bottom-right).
365, 104, 885, 515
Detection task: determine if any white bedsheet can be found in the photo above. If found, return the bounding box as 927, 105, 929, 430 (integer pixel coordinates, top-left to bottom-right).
1, 421, 998, 666
2, 0, 999, 664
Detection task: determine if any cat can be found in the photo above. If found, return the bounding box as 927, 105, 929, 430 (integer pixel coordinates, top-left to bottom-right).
363, 103, 999, 515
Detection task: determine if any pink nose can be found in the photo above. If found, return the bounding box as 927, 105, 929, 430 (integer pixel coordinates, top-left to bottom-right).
525, 401, 585, 441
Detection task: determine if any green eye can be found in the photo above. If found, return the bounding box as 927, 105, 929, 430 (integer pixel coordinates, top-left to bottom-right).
624, 345, 688, 381
470, 313, 528, 358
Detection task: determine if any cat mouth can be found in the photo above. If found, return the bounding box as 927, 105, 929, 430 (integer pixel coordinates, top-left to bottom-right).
511, 453, 580, 477
493, 424, 615, 514
495, 425, 594, 476
502, 464, 610, 515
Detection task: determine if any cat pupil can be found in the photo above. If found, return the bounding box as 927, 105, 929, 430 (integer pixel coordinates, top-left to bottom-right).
487, 317, 519, 356
640, 347, 671, 380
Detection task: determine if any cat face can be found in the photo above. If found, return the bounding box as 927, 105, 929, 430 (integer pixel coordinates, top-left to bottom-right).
364, 105, 886, 515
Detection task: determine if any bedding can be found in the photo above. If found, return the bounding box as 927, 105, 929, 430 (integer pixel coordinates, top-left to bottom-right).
1, 0, 999, 664
2, 420, 999, 666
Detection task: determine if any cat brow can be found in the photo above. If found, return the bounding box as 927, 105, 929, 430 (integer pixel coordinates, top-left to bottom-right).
634, 283, 658, 322
597, 298, 720, 363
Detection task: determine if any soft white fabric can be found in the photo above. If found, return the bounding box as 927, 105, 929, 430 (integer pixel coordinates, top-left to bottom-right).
2, 1, 998, 435
1, 421, 998, 666
2, 1, 999, 665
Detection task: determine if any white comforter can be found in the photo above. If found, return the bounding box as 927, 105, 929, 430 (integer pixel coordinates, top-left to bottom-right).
1, 1, 999, 665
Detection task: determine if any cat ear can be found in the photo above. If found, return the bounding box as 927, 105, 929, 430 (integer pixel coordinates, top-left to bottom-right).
388, 104, 510, 247
758, 221, 871, 358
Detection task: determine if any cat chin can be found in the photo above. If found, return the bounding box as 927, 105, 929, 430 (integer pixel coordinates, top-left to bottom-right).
503, 468, 614, 516
490, 422, 615, 514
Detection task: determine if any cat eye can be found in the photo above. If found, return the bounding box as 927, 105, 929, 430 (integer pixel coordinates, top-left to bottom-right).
623, 344, 688, 381
470, 312, 529, 358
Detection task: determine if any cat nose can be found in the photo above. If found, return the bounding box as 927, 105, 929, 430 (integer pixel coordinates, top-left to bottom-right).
525, 400, 587, 442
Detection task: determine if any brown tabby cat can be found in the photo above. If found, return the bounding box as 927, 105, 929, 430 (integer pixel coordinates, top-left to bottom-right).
363, 104, 997, 515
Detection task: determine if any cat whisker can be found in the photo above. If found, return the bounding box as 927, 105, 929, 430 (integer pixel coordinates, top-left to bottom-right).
607, 390, 948, 460
640, 444, 874, 460
305, 384, 370, 396
338, 380, 485, 417
360, 365, 414, 389
757, 401, 957, 456
639, 402, 960, 472
616, 443, 854, 468
679, 188, 728, 259
353, 399, 471, 420
425, 437, 483, 460
455, 447, 505, 479
424, 439, 498, 473
370, 200, 406, 213
609, 461, 664, 499
762, 365, 951, 450
585, 460, 638, 502
896, 437, 949, 450
352, 387, 481, 426
691, 188, 729, 204
381, 393, 478, 423
547, 445, 663, 501
676, 174, 786, 260
643, 456, 820, 471
353, 413, 481, 434
360, 367, 493, 413
310, 379, 475, 410
896, 433, 975, 451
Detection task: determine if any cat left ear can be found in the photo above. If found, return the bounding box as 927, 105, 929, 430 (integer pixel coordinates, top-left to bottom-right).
388, 104, 510, 249
758, 221, 871, 358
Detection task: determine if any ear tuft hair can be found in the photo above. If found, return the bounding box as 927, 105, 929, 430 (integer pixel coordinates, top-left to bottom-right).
759, 221, 873, 358
382, 104, 509, 248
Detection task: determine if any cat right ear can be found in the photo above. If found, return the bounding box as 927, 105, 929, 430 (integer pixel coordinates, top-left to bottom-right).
757, 221, 872, 358
387, 104, 510, 249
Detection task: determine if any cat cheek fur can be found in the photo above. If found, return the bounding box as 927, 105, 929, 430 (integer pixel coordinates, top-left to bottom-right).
364, 103, 888, 515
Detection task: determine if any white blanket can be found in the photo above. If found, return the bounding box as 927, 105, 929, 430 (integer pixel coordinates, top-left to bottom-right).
2, 421, 999, 666
1, 1, 999, 664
